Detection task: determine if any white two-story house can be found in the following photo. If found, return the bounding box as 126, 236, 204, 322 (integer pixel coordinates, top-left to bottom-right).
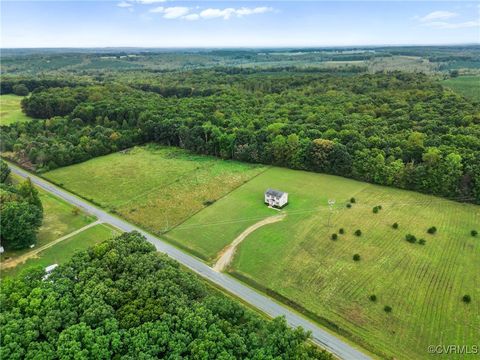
264, 189, 288, 208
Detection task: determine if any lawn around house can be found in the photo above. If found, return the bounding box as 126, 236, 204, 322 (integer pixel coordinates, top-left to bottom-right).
0, 94, 33, 126
43, 145, 266, 235
1, 224, 120, 278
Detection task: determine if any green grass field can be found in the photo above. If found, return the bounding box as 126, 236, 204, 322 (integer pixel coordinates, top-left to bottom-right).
442, 75, 480, 101
0, 94, 33, 125
43, 145, 266, 235
1, 224, 120, 278
168, 167, 480, 359
1, 174, 96, 261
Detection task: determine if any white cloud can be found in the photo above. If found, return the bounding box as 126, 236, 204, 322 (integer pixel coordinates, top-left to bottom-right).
149, 6, 190, 19
415, 10, 479, 30
199, 6, 273, 20
148, 6, 274, 21
419, 10, 458, 22
117, 1, 132, 8
424, 20, 480, 29
183, 13, 200, 21
137, 0, 166, 4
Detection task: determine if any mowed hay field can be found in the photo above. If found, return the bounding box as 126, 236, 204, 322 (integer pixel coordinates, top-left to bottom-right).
168, 167, 480, 359
43, 145, 266, 236
0, 95, 33, 125
442, 75, 480, 101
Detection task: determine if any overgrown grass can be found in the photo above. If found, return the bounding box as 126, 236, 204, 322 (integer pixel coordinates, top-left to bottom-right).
0, 94, 33, 125
43, 145, 266, 235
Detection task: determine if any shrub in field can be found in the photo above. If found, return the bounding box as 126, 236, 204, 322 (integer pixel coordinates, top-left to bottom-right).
392, 222, 399, 229
373, 206, 379, 213
471, 230, 478, 237
339, 228, 345, 234
331, 233, 338, 240
427, 226, 437, 234
353, 254, 361, 261
350, 197, 356, 203
378, 205, 382, 210
354, 229, 362, 237
203, 199, 216, 206
369, 294, 377, 302
384, 306, 392, 313
346, 203, 352, 208
405, 234, 417, 243
418, 239, 426, 245
462, 295, 471, 303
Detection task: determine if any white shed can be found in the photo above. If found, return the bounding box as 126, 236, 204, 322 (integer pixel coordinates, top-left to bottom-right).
264, 189, 288, 208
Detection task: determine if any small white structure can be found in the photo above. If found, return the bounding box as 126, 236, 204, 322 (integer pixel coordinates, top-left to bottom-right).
0, 246, 4, 254
264, 189, 288, 208
42, 264, 59, 281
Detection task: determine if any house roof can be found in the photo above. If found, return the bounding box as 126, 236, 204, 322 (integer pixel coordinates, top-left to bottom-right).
265, 188, 286, 198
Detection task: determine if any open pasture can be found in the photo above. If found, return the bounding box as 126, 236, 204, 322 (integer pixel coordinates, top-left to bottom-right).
0, 95, 33, 126
168, 166, 480, 359
43, 145, 266, 235
442, 75, 480, 101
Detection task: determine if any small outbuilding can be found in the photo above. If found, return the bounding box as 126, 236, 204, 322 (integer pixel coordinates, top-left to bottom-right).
264, 189, 288, 208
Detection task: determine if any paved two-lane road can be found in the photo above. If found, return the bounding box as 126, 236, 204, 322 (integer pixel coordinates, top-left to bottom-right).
9, 163, 371, 360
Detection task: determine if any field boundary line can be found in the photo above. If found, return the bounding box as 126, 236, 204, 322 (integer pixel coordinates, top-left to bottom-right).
164, 165, 272, 233
1, 220, 102, 270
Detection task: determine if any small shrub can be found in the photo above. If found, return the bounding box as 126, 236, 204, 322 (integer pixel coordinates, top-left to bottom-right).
203, 199, 216, 206
392, 222, 399, 229
346, 203, 352, 208
369, 294, 377, 302
354, 229, 362, 237
471, 230, 478, 237
331, 233, 338, 240
462, 295, 471, 303
373, 206, 379, 214
418, 239, 426, 245
384, 305, 392, 313
405, 234, 417, 243
427, 226, 437, 234
353, 254, 361, 261
377, 205, 382, 210
339, 228, 345, 234
71, 207, 80, 216
350, 197, 356, 203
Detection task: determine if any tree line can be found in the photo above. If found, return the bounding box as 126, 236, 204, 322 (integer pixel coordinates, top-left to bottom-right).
1, 70, 479, 203
0, 160, 44, 250
0, 231, 331, 359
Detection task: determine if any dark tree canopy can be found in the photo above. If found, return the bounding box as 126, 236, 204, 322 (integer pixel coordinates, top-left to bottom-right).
0, 232, 331, 359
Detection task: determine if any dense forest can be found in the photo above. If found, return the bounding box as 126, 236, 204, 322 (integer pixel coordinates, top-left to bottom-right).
0, 232, 330, 359
1, 69, 479, 203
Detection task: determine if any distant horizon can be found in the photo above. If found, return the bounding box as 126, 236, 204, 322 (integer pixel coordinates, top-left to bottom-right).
1, 43, 479, 51
1, 1, 478, 48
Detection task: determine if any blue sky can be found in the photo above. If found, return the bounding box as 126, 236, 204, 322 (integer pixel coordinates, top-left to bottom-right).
1, 1, 479, 48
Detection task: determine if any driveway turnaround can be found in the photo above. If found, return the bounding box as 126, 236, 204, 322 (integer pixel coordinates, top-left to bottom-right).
9, 163, 371, 360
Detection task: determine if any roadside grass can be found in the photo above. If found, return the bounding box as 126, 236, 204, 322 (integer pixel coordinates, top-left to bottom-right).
442, 75, 480, 101
1, 224, 120, 278
1, 174, 96, 262
169, 166, 480, 360
0, 95, 33, 126
43, 145, 266, 235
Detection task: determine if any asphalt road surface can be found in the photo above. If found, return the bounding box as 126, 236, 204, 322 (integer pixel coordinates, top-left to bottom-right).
9, 163, 371, 360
